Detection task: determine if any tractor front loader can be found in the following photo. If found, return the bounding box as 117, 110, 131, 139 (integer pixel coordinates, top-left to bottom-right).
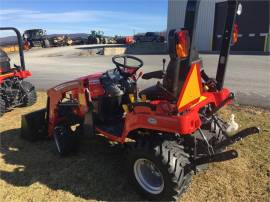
21, 1, 259, 201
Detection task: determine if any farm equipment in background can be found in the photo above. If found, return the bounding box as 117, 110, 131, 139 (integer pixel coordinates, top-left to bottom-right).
115, 36, 135, 45
87, 30, 115, 44
49, 35, 73, 47
21, 0, 259, 201
23, 29, 50, 48
0, 27, 37, 116
71, 37, 88, 45
124, 36, 135, 45
23, 40, 30, 51
134, 32, 165, 43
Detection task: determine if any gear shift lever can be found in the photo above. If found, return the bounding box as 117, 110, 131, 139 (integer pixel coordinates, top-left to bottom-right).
162, 58, 166, 72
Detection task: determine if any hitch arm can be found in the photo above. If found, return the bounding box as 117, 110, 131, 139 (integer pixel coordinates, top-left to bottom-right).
214, 127, 260, 150
192, 126, 259, 167
195, 149, 238, 166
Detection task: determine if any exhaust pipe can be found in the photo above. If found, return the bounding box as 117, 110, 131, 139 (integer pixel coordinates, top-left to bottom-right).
21, 108, 48, 141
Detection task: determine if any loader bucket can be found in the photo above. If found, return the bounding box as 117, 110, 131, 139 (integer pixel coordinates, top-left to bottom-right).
21, 108, 48, 141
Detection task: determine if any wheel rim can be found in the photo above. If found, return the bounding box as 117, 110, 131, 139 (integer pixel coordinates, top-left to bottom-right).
134, 158, 164, 194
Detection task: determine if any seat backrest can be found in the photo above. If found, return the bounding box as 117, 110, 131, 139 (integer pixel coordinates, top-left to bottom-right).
162, 57, 181, 97
0, 62, 11, 74
162, 57, 203, 112
0, 49, 11, 74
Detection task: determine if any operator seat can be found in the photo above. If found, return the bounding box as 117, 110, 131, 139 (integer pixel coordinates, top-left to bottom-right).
139, 58, 181, 101
0, 48, 12, 74
139, 53, 200, 102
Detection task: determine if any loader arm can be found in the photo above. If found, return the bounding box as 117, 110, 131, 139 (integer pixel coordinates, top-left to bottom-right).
21, 78, 93, 140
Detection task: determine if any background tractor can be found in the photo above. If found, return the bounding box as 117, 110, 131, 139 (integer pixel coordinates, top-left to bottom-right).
21, 0, 259, 201
88, 30, 115, 44
0, 27, 37, 116
23, 29, 50, 48
49, 35, 73, 47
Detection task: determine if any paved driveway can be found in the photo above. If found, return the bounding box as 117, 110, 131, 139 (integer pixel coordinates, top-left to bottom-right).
9, 45, 270, 108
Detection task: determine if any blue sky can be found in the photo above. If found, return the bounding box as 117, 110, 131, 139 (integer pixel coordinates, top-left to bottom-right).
0, 0, 168, 36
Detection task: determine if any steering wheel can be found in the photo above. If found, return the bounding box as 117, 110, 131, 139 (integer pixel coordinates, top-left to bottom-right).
112, 55, 143, 78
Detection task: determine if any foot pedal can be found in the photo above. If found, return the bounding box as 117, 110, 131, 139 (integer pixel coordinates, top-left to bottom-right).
83, 110, 95, 137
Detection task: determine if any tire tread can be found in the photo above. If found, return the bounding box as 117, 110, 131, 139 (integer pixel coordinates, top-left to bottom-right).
21, 81, 37, 107
0, 96, 6, 116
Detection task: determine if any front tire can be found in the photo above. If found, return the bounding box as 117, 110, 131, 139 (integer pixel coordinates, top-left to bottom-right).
21, 81, 37, 107
127, 137, 192, 201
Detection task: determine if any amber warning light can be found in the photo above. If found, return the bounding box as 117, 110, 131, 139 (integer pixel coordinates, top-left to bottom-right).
232, 23, 239, 45
176, 30, 190, 58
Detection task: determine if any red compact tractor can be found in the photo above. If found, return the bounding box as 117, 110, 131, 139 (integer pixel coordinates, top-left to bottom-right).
21, 1, 259, 201
0, 27, 37, 116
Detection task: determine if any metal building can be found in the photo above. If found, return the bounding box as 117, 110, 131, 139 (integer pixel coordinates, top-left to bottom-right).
167, 0, 270, 53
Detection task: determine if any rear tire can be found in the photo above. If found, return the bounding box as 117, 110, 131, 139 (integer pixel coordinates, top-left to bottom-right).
127, 136, 192, 201
21, 81, 37, 107
0, 95, 6, 117
53, 125, 78, 156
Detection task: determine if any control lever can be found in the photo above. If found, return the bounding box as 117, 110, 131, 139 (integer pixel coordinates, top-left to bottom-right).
135, 71, 143, 81
162, 58, 166, 72
14, 64, 22, 70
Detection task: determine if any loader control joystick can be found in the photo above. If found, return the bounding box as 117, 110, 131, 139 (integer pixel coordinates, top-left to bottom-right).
112, 54, 143, 78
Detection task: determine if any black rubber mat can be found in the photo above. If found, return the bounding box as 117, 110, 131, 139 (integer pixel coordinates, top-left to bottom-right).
96, 121, 124, 137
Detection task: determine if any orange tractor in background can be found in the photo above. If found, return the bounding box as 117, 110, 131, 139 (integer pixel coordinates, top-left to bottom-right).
0, 27, 37, 116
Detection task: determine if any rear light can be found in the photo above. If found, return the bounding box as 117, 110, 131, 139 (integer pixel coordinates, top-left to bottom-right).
232, 23, 239, 45
176, 30, 190, 58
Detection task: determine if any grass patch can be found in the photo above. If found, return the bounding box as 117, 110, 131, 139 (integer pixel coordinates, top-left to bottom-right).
0, 92, 269, 201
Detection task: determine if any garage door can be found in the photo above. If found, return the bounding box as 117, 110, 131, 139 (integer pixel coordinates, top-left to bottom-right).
212, 0, 269, 53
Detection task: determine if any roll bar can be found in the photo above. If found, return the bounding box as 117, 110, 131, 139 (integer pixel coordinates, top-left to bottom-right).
215, 0, 239, 89
0, 27, 26, 70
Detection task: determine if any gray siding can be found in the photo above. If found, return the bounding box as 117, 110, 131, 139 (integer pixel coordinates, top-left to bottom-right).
266, 25, 270, 53
167, 0, 224, 51
167, 0, 186, 33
